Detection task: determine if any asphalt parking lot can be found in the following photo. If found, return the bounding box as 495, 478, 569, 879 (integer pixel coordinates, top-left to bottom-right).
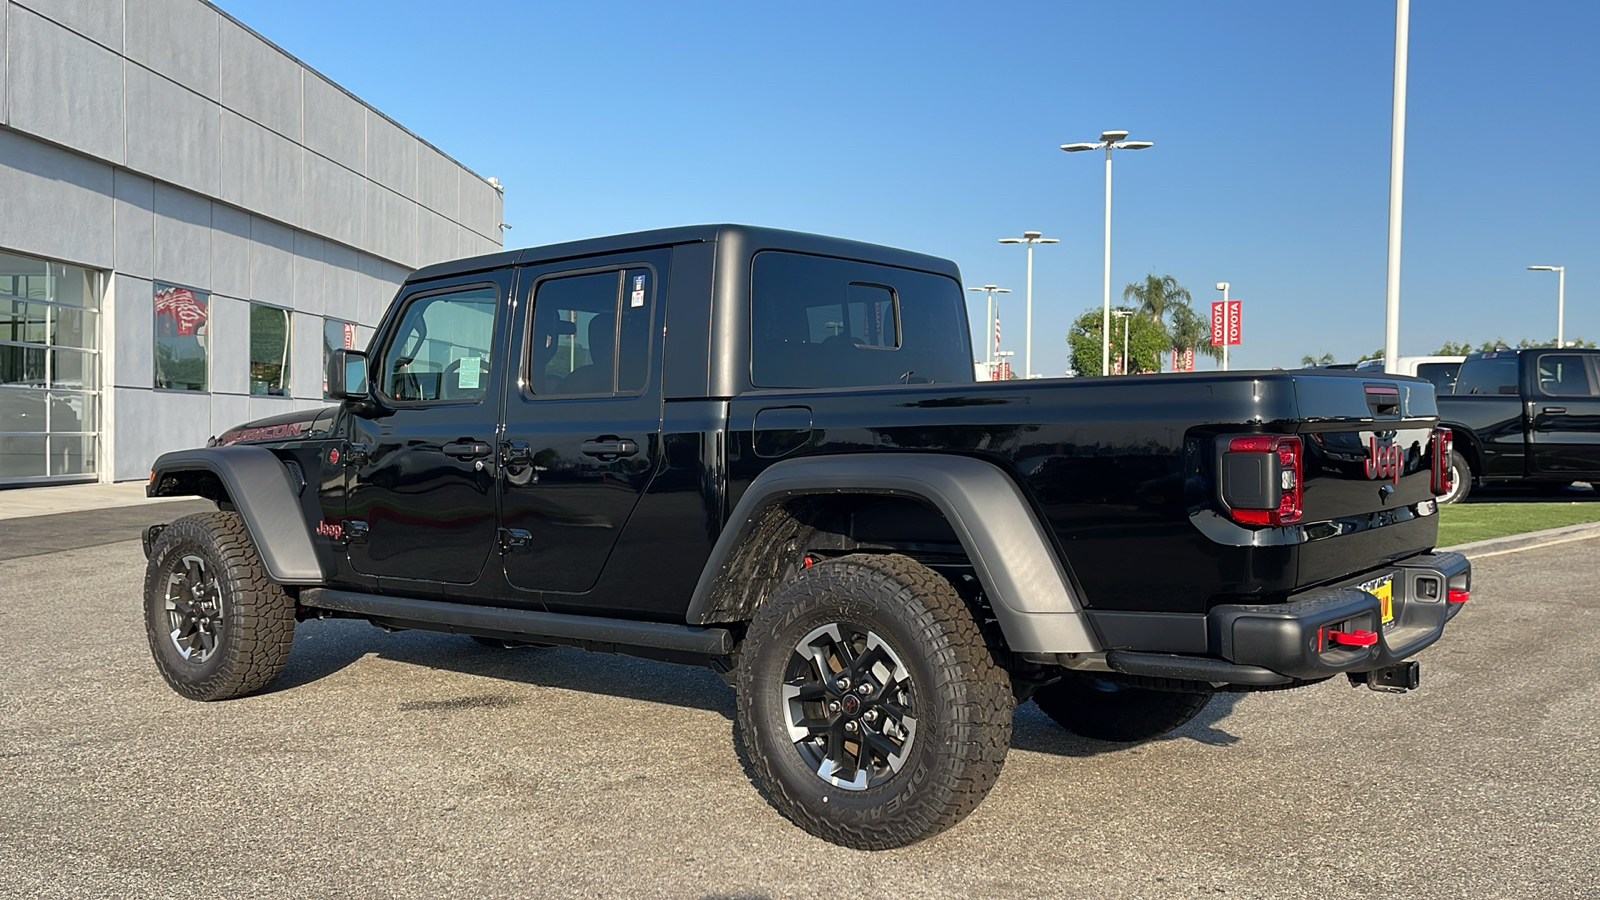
1, 523, 1596, 899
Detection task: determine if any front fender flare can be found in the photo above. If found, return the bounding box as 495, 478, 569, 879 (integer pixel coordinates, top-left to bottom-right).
148, 445, 323, 584
687, 453, 1099, 655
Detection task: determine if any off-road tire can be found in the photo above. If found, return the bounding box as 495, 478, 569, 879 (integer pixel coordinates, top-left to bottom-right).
143, 511, 295, 701
735, 553, 1013, 850
1032, 671, 1213, 742
1439, 450, 1472, 504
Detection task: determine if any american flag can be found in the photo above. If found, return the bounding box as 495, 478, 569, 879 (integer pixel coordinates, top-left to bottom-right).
994, 311, 1001, 357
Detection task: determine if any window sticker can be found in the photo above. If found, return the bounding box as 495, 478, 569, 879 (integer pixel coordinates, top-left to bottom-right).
458, 355, 481, 389
630, 274, 646, 308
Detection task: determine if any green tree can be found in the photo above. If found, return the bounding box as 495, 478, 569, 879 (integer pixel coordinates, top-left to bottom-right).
1301, 352, 1336, 367
1357, 348, 1385, 362
1123, 274, 1191, 324
1067, 307, 1171, 376
1171, 302, 1223, 364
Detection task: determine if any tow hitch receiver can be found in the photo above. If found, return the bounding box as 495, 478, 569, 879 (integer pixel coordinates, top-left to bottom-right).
1350, 661, 1421, 693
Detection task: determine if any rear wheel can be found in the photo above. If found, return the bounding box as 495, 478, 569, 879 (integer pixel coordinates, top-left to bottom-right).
143, 512, 295, 701
735, 553, 1013, 850
1438, 450, 1472, 504
1032, 671, 1213, 743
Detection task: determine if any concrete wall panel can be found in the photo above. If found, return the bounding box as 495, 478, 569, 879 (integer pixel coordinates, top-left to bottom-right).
7, 9, 125, 164
220, 111, 301, 228
152, 182, 212, 291
114, 171, 155, 280
125, 62, 221, 196
0, 130, 115, 268
300, 150, 363, 249
302, 73, 364, 174
366, 111, 416, 198
209, 202, 251, 299
355, 252, 389, 327
14, 0, 122, 52
289, 310, 323, 400
126, 0, 219, 100
458, 171, 500, 240
113, 387, 211, 480
364, 183, 417, 265
248, 217, 294, 305
207, 295, 249, 395
416, 144, 458, 219
0, 1, 8, 125
110, 274, 154, 390
209, 392, 251, 438
416, 206, 458, 267
322, 243, 361, 324
293, 232, 325, 316
219, 16, 301, 142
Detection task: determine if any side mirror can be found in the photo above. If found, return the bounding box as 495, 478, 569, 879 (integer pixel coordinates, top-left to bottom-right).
329, 349, 369, 400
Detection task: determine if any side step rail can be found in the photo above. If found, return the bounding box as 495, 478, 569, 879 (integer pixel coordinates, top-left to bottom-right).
301, 588, 734, 657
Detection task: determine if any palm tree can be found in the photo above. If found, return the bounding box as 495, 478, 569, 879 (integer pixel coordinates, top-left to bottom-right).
1170, 302, 1223, 364
1123, 274, 1191, 324
1300, 352, 1336, 367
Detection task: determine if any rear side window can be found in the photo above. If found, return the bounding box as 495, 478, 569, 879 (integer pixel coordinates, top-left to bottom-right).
1535, 353, 1595, 396
1454, 355, 1519, 396
1415, 362, 1460, 395
529, 267, 653, 397
750, 251, 970, 388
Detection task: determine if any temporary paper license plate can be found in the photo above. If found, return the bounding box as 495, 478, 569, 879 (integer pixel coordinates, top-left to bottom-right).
1360, 574, 1396, 626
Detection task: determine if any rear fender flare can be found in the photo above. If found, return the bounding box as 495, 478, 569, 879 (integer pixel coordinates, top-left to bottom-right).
686, 453, 1099, 655
148, 445, 323, 584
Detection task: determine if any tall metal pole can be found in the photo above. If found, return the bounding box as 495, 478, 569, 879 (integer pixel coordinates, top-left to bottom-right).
1122, 314, 1130, 374
1025, 242, 1035, 379
1558, 267, 1566, 348
1222, 283, 1230, 372
1383, 0, 1410, 374
987, 293, 995, 367
1103, 145, 1114, 377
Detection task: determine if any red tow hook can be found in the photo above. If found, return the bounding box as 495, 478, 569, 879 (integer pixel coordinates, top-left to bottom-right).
1447, 589, 1469, 604
1329, 629, 1379, 648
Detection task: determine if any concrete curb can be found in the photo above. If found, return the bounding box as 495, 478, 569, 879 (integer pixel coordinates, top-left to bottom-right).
1440, 520, 1600, 559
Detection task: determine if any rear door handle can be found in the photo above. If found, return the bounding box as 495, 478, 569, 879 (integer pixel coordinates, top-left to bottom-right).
442, 440, 493, 459
581, 438, 639, 458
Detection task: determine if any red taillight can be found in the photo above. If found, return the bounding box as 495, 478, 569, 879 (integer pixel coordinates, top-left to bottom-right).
1431, 427, 1454, 496
1447, 589, 1469, 604
1222, 435, 1303, 527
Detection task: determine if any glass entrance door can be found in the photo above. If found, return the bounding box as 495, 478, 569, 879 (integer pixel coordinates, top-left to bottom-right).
0, 250, 104, 484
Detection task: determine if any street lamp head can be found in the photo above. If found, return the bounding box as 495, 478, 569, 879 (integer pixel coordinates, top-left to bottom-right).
1215, 282, 1229, 291
1528, 265, 1560, 272
1060, 142, 1099, 152
1100, 130, 1130, 142
1039, 238, 1059, 244
1023, 231, 1042, 240
998, 238, 1022, 244
996, 288, 1012, 293
1118, 141, 1154, 150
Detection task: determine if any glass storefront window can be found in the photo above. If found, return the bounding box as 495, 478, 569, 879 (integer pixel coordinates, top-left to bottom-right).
323, 318, 357, 397
0, 249, 102, 484
249, 304, 291, 396
154, 283, 209, 391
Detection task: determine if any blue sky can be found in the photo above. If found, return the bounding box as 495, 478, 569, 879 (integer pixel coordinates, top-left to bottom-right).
222, 0, 1598, 375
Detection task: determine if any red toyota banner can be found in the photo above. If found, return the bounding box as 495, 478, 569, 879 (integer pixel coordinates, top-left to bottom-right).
1210, 301, 1242, 346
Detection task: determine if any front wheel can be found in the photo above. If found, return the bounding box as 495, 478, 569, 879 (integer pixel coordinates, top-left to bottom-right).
735, 553, 1014, 850
143, 512, 295, 701
1032, 672, 1213, 742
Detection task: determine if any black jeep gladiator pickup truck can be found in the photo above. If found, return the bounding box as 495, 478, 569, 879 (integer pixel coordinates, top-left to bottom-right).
142, 225, 1470, 849
1435, 347, 1600, 503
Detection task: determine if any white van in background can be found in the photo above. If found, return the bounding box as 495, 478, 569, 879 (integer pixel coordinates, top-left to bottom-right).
1356, 355, 1467, 394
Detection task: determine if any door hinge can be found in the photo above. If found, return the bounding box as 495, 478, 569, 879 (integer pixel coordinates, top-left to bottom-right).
498, 527, 532, 553
343, 519, 369, 543
342, 442, 370, 467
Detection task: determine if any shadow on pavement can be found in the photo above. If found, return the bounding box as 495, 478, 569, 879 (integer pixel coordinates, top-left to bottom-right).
1460, 482, 1597, 504
1011, 691, 1247, 757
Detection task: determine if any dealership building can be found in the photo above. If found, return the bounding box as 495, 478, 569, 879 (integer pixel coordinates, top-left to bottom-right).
0, 0, 504, 486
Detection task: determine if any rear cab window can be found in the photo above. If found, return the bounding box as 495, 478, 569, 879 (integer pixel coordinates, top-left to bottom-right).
750, 251, 971, 389
1415, 362, 1460, 395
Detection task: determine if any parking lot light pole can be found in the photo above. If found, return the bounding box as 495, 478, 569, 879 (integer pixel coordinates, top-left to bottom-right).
1383, 0, 1411, 374
1112, 309, 1134, 374
1062, 131, 1153, 376
966, 284, 1011, 368
1215, 282, 1230, 371
998, 231, 1059, 379
1527, 265, 1566, 347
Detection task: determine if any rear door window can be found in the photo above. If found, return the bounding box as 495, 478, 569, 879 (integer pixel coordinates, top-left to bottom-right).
528, 267, 654, 397
1454, 355, 1520, 396
750, 251, 969, 388
1415, 362, 1460, 395
1535, 353, 1596, 396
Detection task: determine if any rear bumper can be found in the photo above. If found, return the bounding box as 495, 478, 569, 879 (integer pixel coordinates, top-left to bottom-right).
1107, 551, 1470, 685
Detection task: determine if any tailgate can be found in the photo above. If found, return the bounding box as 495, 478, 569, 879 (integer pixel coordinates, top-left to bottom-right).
1294, 374, 1444, 587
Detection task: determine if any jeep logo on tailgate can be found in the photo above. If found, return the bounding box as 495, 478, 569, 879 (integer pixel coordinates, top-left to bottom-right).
1365, 435, 1403, 485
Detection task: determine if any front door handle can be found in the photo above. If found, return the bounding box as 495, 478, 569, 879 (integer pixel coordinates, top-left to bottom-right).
442, 440, 493, 459
581, 437, 639, 458
1543, 406, 1567, 415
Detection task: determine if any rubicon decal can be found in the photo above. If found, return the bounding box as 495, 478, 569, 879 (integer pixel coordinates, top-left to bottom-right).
1365, 437, 1403, 485
219, 422, 306, 445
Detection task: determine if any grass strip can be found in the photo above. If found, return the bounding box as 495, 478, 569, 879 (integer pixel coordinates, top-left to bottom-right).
1437, 502, 1600, 547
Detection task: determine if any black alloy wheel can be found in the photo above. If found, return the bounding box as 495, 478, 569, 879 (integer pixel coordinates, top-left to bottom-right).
781, 622, 918, 792
164, 555, 224, 664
